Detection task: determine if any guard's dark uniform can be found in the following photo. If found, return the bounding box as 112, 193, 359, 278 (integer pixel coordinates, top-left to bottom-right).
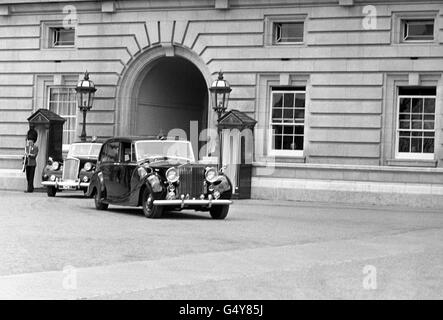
25, 127, 39, 193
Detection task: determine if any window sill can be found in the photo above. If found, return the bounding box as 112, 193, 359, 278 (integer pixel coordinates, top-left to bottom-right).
258, 155, 306, 163
387, 159, 437, 168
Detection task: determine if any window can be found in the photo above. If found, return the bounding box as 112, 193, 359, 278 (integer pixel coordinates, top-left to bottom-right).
101, 142, 120, 163
270, 88, 305, 156
274, 22, 304, 44
50, 27, 75, 47
396, 87, 436, 160
48, 87, 77, 148
403, 19, 434, 41
265, 14, 307, 46
122, 142, 132, 163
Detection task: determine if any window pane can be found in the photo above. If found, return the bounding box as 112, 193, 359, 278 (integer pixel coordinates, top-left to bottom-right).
411, 121, 422, 129
273, 93, 283, 108
424, 114, 434, 121
281, 23, 303, 42
272, 125, 283, 135
294, 135, 304, 151
399, 98, 411, 113
423, 138, 434, 153
399, 138, 410, 152
399, 113, 410, 120
423, 121, 434, 130
294, 109, 305, 120
283, 108, 294, 120
283, 93, 294, 108
411, 98, 423, 113
275, 22, 304, 43
272, 108, 283, 122
282, 135, 293, 150
274, 135, 282, 150
411, 138, 422, 153
399, 120, 410, 129
294, 126, 304, 135
283, 126, 294, 135
424, 98, 435, 113
53, 28, 75, 46
295, 93, 305, 108
405, 20, 434, 40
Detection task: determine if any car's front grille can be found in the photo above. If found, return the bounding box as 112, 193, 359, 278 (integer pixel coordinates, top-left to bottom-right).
176, 165, 206, 198
63, 158, 80, 181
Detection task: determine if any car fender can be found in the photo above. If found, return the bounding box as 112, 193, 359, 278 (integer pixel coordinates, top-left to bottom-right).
137, 174, 165, 206
86, 171, 103, 197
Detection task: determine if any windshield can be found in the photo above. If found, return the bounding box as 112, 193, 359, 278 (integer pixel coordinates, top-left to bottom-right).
67, 143, 102, 158
135, 140, 195, 163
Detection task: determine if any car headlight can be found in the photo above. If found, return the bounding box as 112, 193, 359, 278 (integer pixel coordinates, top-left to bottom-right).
83, 162, 93, 171
166, 167, 179, 183
205, 167, 218, 183
51, 161, 60, 171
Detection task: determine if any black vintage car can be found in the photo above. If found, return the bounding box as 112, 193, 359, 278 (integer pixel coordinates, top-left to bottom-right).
41, 142, 102, 197
86, 137, 233, 219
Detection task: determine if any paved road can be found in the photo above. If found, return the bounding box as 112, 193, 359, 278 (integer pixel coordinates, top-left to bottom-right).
0, 190, 442, 299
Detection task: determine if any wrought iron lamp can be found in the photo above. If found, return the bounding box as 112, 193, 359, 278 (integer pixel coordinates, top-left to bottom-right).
75, 71, 97, 142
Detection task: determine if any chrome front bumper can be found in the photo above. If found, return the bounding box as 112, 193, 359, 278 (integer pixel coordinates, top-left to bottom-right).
153, 199, 232, 208
42, 180, 90, 189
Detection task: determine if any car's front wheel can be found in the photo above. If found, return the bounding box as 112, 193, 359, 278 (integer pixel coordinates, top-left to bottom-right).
209, 205, 229, 220
142, 189, 163, 218
47, 186, 57, 197
94, 188, 109, 210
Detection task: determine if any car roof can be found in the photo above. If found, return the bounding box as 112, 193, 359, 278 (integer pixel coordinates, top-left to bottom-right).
71, 141, 103, 145
103, 136, 189, 144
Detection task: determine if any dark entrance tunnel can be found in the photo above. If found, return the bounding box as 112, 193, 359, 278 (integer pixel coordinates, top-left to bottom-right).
135, 56, 208, 145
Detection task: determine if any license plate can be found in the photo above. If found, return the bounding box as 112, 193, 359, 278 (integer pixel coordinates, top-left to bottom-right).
62, 185, 75, 190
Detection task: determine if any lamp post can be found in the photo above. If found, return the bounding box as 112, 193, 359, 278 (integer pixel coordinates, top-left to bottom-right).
75, 71, 96, 142
209, 71, 232, 167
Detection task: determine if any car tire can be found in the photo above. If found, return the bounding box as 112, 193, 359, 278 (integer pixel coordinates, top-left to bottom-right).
47, 186, 57, 197
142, 189, 163, 219
209, 205, 229, 220
94, 188, 109, 210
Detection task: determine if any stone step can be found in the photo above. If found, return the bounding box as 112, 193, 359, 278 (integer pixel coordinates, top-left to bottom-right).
252, 177, 443, 209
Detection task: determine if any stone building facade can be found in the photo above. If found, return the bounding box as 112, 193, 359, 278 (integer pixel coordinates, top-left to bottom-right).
1, 0, 443, 207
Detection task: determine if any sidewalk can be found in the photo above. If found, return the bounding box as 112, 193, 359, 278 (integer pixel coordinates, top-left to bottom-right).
0, 169, 26, 191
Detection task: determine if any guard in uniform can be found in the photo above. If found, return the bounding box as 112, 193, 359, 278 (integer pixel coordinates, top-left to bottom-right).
24, 126, 39, 193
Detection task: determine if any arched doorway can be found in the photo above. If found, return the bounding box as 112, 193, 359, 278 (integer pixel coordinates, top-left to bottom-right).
135, 56, 208, 140
116, 45, 213, 160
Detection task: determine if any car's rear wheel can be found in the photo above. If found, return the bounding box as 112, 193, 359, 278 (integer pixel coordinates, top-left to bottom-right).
142, 189, 163, 218
209, 205, 229, 220
94, 188, 108, 210
47, 186, 57, 197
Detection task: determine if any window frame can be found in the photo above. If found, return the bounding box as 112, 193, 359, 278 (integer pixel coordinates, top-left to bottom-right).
268, 88, 306, 157
47, 86, 78, 152
264, 14, 307, 47
392, 11, 438, 45
395, 93, 436, 160
40, 21, 77, 49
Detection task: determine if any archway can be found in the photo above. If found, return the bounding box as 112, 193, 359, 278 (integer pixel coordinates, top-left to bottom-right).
135, 56, 208, 140
116, 45, 214, 160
